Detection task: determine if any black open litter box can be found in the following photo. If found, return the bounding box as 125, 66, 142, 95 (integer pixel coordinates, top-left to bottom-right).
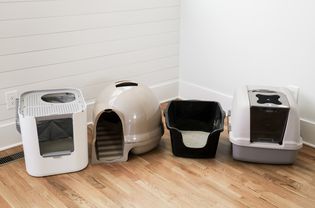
165, 100, 225, 158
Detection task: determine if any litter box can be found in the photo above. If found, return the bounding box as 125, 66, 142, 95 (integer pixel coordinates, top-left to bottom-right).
18, 89, 88, 176
165, 100, 225, 158
229, 86, 303, 164
91, 81, 163, 163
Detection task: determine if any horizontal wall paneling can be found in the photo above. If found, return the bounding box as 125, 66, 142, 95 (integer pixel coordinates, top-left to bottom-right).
0, 0, 180, 149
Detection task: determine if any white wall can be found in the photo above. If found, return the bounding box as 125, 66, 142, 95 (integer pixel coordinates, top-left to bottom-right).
179, 0, 315, 146
0, 0, 180, 150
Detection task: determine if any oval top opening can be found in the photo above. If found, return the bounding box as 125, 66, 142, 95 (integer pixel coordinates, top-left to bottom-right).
41, 92, 75, 103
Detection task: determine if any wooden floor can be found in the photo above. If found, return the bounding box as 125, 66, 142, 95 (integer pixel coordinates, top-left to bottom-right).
1, 111, 315, 207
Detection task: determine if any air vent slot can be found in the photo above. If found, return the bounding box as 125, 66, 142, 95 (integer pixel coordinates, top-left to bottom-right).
41, 92, 75, 103
0, 152, 24, 166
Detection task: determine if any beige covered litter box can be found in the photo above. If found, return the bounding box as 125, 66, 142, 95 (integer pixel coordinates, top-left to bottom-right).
91, 81, 163, 163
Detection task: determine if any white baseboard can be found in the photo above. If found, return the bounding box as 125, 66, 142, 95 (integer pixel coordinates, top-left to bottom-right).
179, 80, 315, 147
0, 122, 22, 152
150, 79, 179, 103
301, 119, 315, 148
178, 80, 233, 112
0, 80, 179, 151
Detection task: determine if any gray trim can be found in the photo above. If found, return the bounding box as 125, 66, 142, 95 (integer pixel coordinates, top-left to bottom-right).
232, 144, 298, 164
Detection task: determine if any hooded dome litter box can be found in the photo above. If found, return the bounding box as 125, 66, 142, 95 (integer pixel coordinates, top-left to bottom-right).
92, 81, 163, 163
229, 86, 303, 164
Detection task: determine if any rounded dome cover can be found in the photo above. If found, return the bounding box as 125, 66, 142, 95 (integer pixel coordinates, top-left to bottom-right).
92, 81, 163, 163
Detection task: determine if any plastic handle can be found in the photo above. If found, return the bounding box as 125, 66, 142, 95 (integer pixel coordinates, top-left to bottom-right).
115, 81, 138, 88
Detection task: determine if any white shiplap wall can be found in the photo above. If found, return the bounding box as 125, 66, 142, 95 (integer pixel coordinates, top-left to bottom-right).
0, 0, 180, 150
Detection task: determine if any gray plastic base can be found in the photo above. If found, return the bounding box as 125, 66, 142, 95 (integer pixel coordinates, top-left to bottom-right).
232, 144, 298, 164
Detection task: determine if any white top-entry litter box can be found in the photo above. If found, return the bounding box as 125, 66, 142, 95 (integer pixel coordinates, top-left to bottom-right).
18, 89, 88, 176
229, 86, 303, 164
